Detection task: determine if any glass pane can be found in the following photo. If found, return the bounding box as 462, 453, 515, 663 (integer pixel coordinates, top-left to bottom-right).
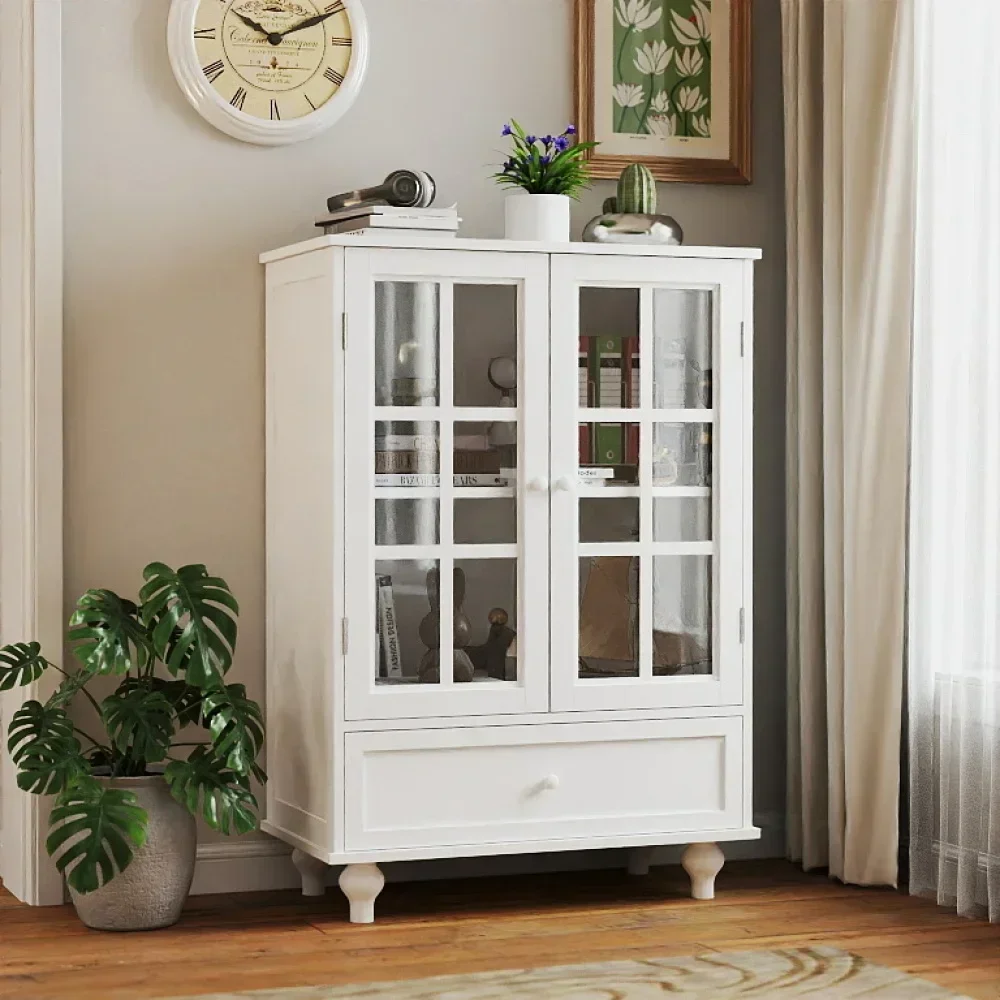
453, 285, 518, 408
578, 556, 639, 678
652, 497, 712, 542
374, 420, 439, 487
652, 555, 712, 677
375, 559, 440, 685
652, 288, 712, 409
580, 497, 639, 543
454, 421, 515, 488
455, 499, 516, 544
579, 422, 639, 484
454, 559, 518, 683
376, 499, 439, 546
375, 282, 440, 406
579, 288, 640, 409
652, 423, 711, 487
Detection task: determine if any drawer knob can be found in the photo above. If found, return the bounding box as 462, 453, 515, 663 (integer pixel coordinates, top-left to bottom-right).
540, 774, 560, 791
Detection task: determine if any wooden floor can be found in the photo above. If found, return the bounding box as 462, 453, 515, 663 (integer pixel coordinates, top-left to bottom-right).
2, 861, 998, 1000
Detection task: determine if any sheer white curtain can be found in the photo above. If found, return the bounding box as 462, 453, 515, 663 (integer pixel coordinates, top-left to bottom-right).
908, 0, 1000, 923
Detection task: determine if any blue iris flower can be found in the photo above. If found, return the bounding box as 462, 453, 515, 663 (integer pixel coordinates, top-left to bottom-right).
502, 123, 513, 136
554, 136, 570, 152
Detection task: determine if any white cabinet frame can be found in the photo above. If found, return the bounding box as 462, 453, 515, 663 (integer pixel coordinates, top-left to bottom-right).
549, 255, 746, 712
343, 248, 551, 721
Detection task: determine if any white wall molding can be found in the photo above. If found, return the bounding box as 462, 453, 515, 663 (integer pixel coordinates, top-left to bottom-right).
0, 0, 65, 906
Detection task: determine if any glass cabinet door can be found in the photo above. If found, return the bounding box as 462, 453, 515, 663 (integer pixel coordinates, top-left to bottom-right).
549, 255, 746, 712
344, 249, 550, 721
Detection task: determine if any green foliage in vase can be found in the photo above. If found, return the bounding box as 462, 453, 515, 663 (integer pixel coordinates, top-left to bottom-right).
617, 163, 658, 214
493, 121, 599, 199
1, 562, 265, 895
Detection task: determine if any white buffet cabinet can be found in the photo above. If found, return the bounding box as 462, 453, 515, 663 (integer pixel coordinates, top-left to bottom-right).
261, 234, 760, 923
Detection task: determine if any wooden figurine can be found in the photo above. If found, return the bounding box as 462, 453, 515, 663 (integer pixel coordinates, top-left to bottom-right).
418, 567, 475, 683
467, 607, 517, 681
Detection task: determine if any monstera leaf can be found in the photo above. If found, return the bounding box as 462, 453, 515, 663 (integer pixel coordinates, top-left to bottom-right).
140, 563, 239, 690
165, 746, 258, 835
46, 776, 148, 894
118, 675, 203, 729
68, 590, 153, 675
201, 684, 264, 778
7, 701, 85, 795
0, 642, 50, 691
102, 688, 174, 764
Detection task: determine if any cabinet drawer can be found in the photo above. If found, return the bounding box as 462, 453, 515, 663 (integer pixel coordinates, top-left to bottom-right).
345, 718, 742, 851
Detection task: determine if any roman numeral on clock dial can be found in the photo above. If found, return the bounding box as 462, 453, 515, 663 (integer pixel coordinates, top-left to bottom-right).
329, 37, 352, 46
231, 87, 247, 111
305, 94, 318, 111
270, 99, 281, 121
324, 67, 345, 86
325, 2, 345, 13
194, 27, 216, 40
203, 59, 225, 83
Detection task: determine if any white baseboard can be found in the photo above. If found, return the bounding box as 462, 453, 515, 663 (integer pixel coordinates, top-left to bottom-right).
191, 812, 786, 896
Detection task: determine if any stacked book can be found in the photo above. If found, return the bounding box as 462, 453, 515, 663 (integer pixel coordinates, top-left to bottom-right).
316, 204, 460, 237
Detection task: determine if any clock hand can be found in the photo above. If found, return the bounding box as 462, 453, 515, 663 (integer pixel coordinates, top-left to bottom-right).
279, 10, 338, 37
234, 11, 284, 46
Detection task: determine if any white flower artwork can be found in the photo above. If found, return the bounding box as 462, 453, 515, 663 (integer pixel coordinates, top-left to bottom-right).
675, 46, 705, 78
691, 113, 711, 137
615, 0, 663, 31
580, 0, 750, 182
671, 0, 711, 45
650, 91, 672, 114
647, 113, 678, 137
676, 85, 708, 113
613, 82, 646, 109
634, 40, 674, 76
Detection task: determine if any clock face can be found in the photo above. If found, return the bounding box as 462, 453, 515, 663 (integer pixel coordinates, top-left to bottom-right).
168, 0, 368, 144
194, 0, 352, 121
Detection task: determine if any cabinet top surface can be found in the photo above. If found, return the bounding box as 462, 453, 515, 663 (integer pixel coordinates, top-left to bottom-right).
260, 233, 763, 264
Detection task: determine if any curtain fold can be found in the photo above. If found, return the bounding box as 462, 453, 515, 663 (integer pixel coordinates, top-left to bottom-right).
908, 0, 1000, 924
782, 0, 914, 886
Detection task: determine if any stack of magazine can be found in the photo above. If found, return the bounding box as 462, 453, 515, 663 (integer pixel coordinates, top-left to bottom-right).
316, 204, 460, 237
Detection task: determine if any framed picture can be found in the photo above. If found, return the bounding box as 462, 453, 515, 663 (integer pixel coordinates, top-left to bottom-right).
575, 0, 751, 184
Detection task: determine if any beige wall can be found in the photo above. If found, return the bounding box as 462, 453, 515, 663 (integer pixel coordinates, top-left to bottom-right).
63, 0, 785, 857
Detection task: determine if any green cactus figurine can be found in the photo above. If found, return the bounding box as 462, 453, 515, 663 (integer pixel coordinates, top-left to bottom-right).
602, 196, 618, 215
617, 163, 658, 215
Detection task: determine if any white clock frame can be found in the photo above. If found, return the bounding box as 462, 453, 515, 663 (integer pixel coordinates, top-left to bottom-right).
167, 0, 370, 146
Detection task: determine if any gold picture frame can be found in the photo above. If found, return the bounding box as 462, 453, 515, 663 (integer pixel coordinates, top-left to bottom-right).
575, 0, 752, 184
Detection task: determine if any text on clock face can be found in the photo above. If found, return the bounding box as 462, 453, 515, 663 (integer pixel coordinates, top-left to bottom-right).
194, 0, 354, 121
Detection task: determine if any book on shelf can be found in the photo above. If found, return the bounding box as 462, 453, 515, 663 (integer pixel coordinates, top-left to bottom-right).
374, 433, 438, 452
375, 473, 513, 487
578, 334, 640, 466
316, 204, 460, 236
376, 574, 402, 678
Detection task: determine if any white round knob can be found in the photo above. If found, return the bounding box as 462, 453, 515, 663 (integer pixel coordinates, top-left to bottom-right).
527, 477, 549, 493
553, 476, 574, 493
540, 774, 560, 791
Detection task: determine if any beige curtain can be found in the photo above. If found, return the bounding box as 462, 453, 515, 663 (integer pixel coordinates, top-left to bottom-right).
782, 0, 914, 886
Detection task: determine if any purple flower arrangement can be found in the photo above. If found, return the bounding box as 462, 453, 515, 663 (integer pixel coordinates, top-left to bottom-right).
494, 121, 598, 198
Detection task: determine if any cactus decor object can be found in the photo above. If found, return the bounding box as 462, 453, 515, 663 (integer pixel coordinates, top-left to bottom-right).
617, 163, 658, 215
583, 162, 683, 246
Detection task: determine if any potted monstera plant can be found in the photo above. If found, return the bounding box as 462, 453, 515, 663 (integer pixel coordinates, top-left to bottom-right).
0, 562, 264, 931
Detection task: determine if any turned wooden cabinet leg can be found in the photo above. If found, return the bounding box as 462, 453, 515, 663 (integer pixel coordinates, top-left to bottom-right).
681, 842, 724, 900
627, 846, 655, 876
338, 863, 385, 924
291, 849, 328, 897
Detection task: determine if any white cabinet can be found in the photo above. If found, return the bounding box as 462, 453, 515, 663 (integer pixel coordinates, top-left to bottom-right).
262, 234, 760, 923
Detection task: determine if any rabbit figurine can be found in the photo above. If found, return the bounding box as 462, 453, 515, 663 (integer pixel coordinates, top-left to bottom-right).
418, 567, 474, 683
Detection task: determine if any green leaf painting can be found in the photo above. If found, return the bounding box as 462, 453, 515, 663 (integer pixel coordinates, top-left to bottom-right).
613, 0, 712, 139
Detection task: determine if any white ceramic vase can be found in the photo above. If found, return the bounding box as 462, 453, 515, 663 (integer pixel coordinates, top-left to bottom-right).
504, 193, 571, 242
69, 774, 197, 931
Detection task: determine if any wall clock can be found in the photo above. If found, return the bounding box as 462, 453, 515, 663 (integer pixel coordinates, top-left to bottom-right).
168, 0, 369, 146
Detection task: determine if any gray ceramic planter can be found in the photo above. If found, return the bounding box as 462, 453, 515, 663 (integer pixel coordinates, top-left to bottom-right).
69, 775, 196, 932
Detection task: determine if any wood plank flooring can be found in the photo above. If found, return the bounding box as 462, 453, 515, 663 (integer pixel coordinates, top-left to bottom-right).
1, 861, 998, 1000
